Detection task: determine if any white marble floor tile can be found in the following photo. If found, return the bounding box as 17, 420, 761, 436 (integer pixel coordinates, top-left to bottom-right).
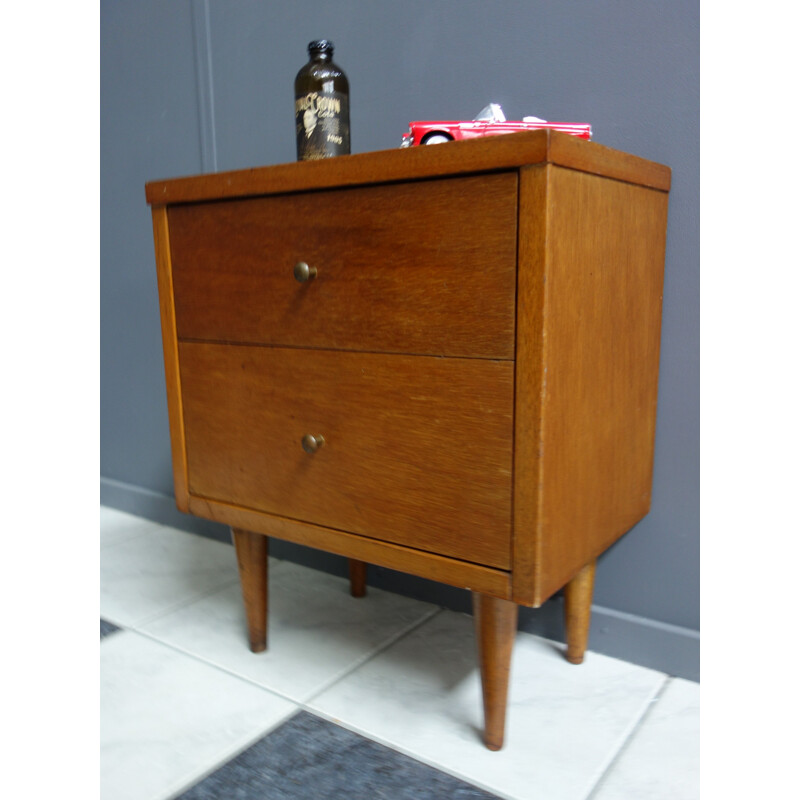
310, 610, 666, 800
101, 630, 298, 800
100, 520, 240, 628
590, 677, 699, 800
141, 561, 439, 703
100, 506, 164, 548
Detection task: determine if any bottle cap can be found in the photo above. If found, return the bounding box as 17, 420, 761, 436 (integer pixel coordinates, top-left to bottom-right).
308, 40, 334, 55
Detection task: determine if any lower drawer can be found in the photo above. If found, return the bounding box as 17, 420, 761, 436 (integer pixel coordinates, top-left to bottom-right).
179, 343, 514, 569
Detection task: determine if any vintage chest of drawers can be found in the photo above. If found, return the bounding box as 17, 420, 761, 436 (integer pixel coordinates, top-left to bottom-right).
146, 130, 670, 750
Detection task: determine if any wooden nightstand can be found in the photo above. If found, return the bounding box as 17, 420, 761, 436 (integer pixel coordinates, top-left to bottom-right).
146, 130, 670, 750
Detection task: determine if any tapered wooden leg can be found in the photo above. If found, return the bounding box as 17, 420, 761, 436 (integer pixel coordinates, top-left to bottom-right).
473, 593, 518, 751
231, 528, 268, 653
563, 560, 597, 664
348, 559, 367, 597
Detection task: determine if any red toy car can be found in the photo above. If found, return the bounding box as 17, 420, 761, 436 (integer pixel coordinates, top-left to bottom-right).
400, 104, 592, 147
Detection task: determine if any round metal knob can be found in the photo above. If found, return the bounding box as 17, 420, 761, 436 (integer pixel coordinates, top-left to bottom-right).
301, 434, 325, 454
293, 261, 317, 283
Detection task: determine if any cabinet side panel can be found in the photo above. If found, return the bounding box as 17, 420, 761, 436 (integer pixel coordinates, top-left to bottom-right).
537, 168, 669, 603
512, 165, 550, 605
151, 206, 189, 511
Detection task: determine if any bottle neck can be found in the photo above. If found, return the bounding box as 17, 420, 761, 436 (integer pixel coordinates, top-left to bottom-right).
309, 50, 332, 62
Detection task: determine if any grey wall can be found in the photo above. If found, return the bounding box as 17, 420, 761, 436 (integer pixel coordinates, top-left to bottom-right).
101, 0, 699, 679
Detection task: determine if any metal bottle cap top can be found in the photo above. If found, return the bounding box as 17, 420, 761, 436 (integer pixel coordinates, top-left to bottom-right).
308, 40, 334, 55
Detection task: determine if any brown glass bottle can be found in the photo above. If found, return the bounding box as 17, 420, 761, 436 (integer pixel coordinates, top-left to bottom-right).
294, 40, 350, 161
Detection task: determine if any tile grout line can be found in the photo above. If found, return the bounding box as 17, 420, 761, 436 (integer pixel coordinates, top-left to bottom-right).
126, 608, 509, 800
127, 554, 290, 629
108, 602, 443, 710
298, 606, 522, 800
119, 576, 244, 631
161, 608, 450, 799
300, 605, 444, 706
101, 528, 437, 707
108, 607, 455, 800
108, 629, 311, 798
106, 584, 651, 800
102, 601, 661, 800
156, 707, 304, 800
102, 515, 674, 800
582, 674, 673, 800
99, 526, 162, 551
121, 626, 305, 705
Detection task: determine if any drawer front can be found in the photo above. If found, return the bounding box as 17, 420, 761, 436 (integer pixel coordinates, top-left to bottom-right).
168, 173, 518, 359
179, 342, 513, 569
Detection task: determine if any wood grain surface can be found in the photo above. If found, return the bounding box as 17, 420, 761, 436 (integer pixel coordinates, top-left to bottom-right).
145, 129, 670, 206
188, 495, 512, 599
151, 205, 189, 511
168, 173, 517, 359
179, 343, 515, 568
512, 165, 549, 605
530, 167, 669, 603
148, 138, 671, 752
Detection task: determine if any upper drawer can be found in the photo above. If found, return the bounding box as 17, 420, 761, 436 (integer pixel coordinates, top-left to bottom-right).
168, 172, 518, 359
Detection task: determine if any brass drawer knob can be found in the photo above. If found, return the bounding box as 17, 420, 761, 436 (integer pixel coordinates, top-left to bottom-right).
293, 261, 317, 283
301, 433, 325, 453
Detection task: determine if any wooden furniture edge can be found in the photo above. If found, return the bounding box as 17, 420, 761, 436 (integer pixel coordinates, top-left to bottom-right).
187, 495, 512, 599
151, 206, 189, 511
145, 131, 669, 206
548, 133, 671, 193
512, 164, 549, 606
533, 166, 668, 606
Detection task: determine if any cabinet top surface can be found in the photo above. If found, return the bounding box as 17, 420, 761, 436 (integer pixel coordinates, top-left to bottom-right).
145, 130, 670, 206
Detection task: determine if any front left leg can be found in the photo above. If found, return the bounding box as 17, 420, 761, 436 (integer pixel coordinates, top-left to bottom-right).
231, 528, 269, 652
348, 559, 367, 597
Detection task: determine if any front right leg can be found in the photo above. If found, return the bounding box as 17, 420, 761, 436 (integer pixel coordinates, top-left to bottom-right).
473, 592, 518, 751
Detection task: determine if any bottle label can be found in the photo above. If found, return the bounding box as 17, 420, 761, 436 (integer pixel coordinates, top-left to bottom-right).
295, 90, 350, 160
